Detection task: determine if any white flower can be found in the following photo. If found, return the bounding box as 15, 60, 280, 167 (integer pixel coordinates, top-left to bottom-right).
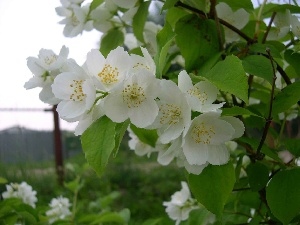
85, 47, 133, 91
157, 137, 182, 166
267, 10, 291, 40
74, 99, 105, 136
2, 182, 37, 208
124, 21, 162, 55
163, 181, 199, 225
46, 196, 72, 224
103, 70, 159, 128
182, 112, 235, 166
178, 70, 224, 113
216, 2, 249, 43
24, 46, 69, 104
51, 61, 96, 121
150, 79, 191, 144
90, 3, 115, 33
128, 128, 157, 157
291, 15, 300, 38
58, 4, 93, 37
130, 47, 156, 75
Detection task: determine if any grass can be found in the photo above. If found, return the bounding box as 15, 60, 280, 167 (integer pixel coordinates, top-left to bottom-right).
0, 144, 186, 224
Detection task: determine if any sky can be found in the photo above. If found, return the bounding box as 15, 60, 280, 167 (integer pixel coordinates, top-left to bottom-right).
0, 0, 100, 131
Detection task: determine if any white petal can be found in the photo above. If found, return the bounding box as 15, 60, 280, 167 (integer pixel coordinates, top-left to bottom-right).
207, 144, 230, 165
221, 116, 245, 139
129, 99, 159, 128
178, 70, 193, 93
103, 93, 129, 123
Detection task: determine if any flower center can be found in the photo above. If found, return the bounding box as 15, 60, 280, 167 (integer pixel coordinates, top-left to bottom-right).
191, 122, 215, 144
122, 83, 146, 108
188, 87, 208, 104
44, 54, 58, 65
159, 103, 182, 125
133, 62, 150, 71
69, 80, 86, 101
98, 64, 119, 85
71, 15, 80, 26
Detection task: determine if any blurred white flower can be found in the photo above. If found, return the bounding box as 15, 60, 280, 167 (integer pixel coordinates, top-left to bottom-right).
267, 9, 291, 40
46, 196, 72, 224
127, 128, 157, 157
216, 2, 249, 43
24, 46, 69, 105
58, 4, 93, 37
163, 181, 199, 225
2, 182, 37, 208
291, 15, 300, 38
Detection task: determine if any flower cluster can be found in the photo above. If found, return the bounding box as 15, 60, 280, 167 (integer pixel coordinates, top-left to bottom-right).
46, 196, 72, 224
55, 0, 162, 54
25, 44, 244, 174
1, 182, 72, 224
2, 181, 37, 208
163, 181, 199, 225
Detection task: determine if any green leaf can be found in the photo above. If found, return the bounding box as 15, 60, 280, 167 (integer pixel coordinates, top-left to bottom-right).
242, 55, 274, 84
155, 22, 176, 78
249, 43, 282, 59
272, 81, 300, 116
81, 116, 116, 176
219, 0, 254, 11
161, 0, 178, 11
203, 55, 249, 104
266, 168, 300, 224
264, 4, 300, 15
166, 7, 189, 29
188, 162, 235, 218
221, 106, 262, 117
113, 120, 130, 156
130, 124, 158, 148
284, 49, 300, 76
246, 162, 269, 191
175, 15, 219, 72
132, 1, 151, 43
100, 28, 124, 57
0, 177, 7, 184
89, 0, 104, 11
198, 52, 223, 76
283, 139, 300, 157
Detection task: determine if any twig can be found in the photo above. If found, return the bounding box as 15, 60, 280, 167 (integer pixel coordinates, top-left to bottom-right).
256, 49, 277, 158
262, 12, 277, 43
174, 1, 254, 43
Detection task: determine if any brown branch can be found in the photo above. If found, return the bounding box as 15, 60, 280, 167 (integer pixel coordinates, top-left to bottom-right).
174, 1, 254, 43
262, 12, 277, 44
256, 49, 277, 158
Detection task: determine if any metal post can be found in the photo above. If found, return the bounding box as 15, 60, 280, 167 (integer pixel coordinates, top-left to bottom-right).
52, 105, 64, 185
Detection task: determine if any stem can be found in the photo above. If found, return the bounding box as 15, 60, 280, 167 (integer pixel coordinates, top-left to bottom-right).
254, 0, 268, 40
209, 0, 224, 51
262, 12, 277, 43
256, 48, 277, 158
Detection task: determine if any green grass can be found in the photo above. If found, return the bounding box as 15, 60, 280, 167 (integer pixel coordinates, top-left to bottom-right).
0, 146, 185, 224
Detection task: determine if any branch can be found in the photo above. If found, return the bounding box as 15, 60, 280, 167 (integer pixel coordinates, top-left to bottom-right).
262, 12, 277, 44
174, 1, 254, 43
256, 48, 277, 158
